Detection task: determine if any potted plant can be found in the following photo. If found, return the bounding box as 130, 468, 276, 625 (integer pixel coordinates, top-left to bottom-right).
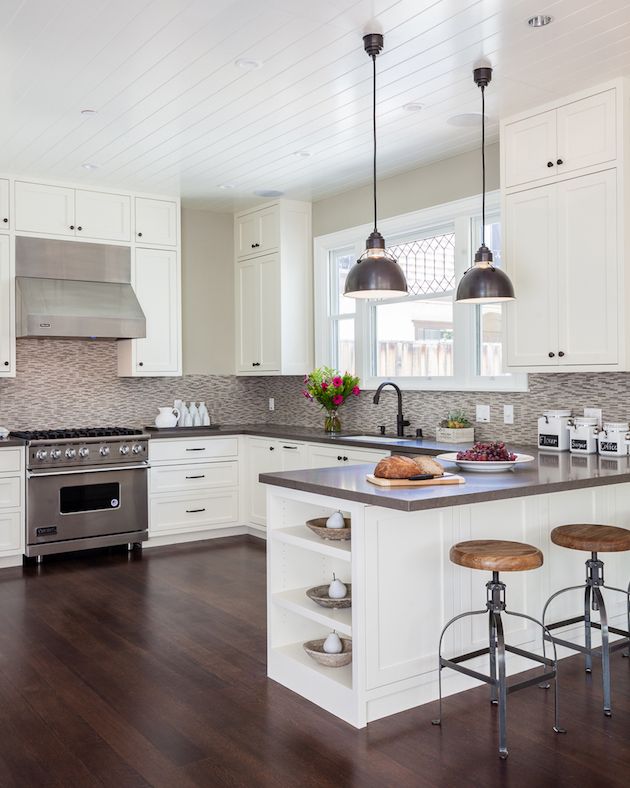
436, 411, 475, 443
302, 367, 361, 433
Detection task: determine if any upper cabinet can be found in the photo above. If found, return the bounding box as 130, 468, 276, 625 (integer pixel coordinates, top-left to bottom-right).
0, 234, 14, 377
15, 181, 131, 242
0, 180, 9, 228
502, 81, 626, 373
503, 89, 616, 190
134, 197, 178, 246
234, 200, 313, 376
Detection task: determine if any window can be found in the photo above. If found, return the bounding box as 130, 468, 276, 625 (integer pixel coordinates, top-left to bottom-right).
314, 192, 527, 392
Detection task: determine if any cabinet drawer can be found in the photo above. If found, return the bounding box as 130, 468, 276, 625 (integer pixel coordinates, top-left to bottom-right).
0, 448, 22, 473
0, 511, 21, 552
150, 490, 239, 534
149, 438, 238, 463
150, 462, 238, 494
0, 476, 20, 509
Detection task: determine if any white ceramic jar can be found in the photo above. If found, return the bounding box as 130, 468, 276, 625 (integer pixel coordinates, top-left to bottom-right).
597, 422, 630, 457
568, 416, 599, 454
537, 410, 572, 451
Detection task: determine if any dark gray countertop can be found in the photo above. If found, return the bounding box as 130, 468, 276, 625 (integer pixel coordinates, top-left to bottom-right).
145, 422, 480, 455
0, 437, 26, 448
259, 451, 630, 512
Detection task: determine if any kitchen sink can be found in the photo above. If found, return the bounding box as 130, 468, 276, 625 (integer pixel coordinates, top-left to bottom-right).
342, 435, 417, 443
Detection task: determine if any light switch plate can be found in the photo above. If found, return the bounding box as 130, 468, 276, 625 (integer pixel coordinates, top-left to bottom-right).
503, 404, 514, 425
268, 398, 275, 412
476, 404, 490, 423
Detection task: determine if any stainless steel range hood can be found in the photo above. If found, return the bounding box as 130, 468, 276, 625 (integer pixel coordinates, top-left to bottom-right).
15, 237, 146, 339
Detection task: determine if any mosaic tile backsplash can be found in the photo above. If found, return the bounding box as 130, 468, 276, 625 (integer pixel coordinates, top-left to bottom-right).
3, 339, 630, 447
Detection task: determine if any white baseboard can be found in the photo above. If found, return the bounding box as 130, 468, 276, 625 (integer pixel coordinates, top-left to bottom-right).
145, 523, 267, 548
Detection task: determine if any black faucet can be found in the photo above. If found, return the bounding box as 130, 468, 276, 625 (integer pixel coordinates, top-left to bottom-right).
373, 381, 411, 438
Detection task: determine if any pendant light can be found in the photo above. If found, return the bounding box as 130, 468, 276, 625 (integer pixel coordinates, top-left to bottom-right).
455, 67, 515, 303
344, 33, 408, 299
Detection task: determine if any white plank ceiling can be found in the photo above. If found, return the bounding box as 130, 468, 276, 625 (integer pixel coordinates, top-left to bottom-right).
0, 0, 629, 210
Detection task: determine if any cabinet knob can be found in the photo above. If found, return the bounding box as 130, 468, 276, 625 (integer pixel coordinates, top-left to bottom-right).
548, 351, 555, 358
137, 232, 143, 237
69, 225, 75, 230
77, 226, 82, 231
337, 455, 343, 461
2, 218, 7, 223
138, 362, 144, 367
269, 446, 274, 451
3, 361, 8, 366
546, 161, 554, 168
556, 158, 563, 165
252, 362, 261, 367
343, 456, 348, 461
558, 351, 565, 357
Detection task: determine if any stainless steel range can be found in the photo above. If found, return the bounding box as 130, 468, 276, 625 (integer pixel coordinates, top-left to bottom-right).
11, 427, 149, 560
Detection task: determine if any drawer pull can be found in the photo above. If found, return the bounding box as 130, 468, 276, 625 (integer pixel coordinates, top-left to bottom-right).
186, 508, 206, 514
282, 445, 298, 450
186, 474, 206, 479
186, 447, 206, 451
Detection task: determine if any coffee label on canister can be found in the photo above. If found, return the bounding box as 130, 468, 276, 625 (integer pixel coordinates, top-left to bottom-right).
600, 441, 618, 452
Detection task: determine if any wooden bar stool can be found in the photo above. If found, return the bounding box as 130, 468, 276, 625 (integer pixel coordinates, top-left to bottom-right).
542, 524, 630, 716
432, 539, 565, 760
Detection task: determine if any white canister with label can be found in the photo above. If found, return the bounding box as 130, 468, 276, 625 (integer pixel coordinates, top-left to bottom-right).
568, 416, 599, 454
537, 410, 572, 452
598, 422, 630, 457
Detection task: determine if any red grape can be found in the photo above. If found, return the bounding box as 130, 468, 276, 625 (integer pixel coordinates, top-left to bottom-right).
456, 442, 517, 462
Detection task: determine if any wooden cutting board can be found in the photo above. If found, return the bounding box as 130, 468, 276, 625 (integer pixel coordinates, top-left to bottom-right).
366, 473, 465, 488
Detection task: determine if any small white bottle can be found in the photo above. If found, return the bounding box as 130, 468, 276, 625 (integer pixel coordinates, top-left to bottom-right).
177, 403, 189, 427
188, 402, 199, 424
184, 411, 193, 427
198, 402, 210, 426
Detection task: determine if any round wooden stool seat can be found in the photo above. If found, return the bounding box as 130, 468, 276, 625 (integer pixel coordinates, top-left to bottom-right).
449, 540, 543, 572
551, 524, 630, 553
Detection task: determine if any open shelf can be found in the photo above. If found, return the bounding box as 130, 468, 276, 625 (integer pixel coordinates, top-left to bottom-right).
273, 587, 352, 636
272, 640, 353, 690
272, 525, 351, 561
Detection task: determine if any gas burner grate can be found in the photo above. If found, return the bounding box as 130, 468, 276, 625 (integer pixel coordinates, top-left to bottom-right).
10, 427, 141, 441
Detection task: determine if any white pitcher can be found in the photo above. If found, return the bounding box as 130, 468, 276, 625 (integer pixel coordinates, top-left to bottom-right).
155, 407, 180, 428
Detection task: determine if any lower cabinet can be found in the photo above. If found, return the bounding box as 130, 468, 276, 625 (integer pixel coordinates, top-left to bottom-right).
248, 438, 308, 526
307, 444, 388, 469
0, 447, 24, 563
148, 438, 239, 540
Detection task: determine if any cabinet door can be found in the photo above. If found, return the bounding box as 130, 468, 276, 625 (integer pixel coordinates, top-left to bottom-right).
236, 212, 259, 257
557, 170, 618, 365
279, 442, 308, 471
75, 189, 131, 242
236, 259, 261, 372
134, 197, 178, 246
503, 109, 557, 189
258, 254, 281, 371
133, 248, 180, 375
256, 205, 280, 254
556, 90, 616, 175
236, 205, 279, 258
248, 438, 281, 525
15, 181, 75, 236
505, 186, 559, 367
0, 235, 14, 376
0, 179, 9, 227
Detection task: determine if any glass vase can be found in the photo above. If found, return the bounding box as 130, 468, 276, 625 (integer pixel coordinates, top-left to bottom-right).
324, 410, 341, 433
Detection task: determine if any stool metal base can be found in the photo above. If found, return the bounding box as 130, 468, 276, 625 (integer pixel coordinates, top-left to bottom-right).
542, 553, 630, 716
432, 572, 564, 760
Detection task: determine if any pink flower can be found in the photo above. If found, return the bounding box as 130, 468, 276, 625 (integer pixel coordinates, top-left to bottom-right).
321, 381, 329, 390
352, 385, 360, 396
302, 390, 313, 400
303, 374, 309, 384
332, 394, 344, 406
332, 376, 343, 388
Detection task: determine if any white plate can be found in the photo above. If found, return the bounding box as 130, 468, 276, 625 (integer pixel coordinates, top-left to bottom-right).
436, 452, 535, 472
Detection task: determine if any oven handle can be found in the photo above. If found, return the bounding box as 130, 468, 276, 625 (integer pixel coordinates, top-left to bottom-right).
27, 464, 148, 478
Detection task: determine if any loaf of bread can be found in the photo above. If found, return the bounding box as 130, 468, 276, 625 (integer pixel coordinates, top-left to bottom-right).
412, 456, 445, 477
374, 455, 422, 479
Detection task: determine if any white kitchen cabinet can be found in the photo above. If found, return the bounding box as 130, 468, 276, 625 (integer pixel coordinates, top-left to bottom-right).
503, 88, 616, 190
0, 446, 24, 565
234, 200, 312, 376
506, 170, 618, 371
307, 444, 388, 469
135, 197, 178, 246
247, 438, 310, 527
117, 247, 181, 376
0, 235, 14, 377
15, 181, 75, 236
236, 204, 280, 258
75, 189, 131, 242
0, 179, 9, 228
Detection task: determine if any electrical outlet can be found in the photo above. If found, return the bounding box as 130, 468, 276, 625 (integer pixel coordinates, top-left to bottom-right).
503, 404, 514, 425
268, 397, 275, 412
476, 404, 490, 423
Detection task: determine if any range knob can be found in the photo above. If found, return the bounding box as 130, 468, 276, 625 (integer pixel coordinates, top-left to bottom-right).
99, 446, 110, 457
35, 449, 48, 460
131, 443, 144, 455
65, 448, 77, 459
78, 447, 89, 458
119, 445, 130, 455
50, 449, 62, 460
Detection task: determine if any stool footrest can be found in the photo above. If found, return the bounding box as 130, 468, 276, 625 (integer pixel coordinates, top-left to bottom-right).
504, 643, 555, 667
545, 615, 630, 657
440, 656, 495, 686
508, 671, 556, 695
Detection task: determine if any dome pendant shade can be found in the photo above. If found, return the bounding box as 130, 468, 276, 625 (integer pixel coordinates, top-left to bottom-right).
456, 244, 515, 303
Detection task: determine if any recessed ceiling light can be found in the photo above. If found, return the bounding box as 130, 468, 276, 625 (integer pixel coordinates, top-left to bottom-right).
235, 57, 263, 71
217, 183, 235, 190
80, 108, 97, 116
82, 162, 99, 170
447, 112, 488, 127
402, 102, 424, 112
528, 14, 552, 27
254, 189, 284, 198
292, 150, 311, 159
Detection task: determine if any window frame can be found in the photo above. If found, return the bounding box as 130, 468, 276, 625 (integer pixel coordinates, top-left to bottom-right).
313, 191, 528, 392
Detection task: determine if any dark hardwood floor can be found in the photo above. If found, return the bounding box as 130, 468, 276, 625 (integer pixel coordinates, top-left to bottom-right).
0, 537, 628, 787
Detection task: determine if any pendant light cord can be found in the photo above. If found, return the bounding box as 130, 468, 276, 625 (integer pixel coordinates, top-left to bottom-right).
481, 83, 486, 248
372, 53, 378, 234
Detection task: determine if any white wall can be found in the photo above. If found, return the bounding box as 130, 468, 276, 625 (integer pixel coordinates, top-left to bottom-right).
312, 143, 499, 237
181, 207, 234, 375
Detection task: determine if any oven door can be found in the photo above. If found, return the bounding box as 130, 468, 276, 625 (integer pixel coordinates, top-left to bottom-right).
27, 465, 148, 545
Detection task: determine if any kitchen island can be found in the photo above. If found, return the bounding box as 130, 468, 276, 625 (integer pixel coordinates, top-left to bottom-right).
261, 452, 630, 727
